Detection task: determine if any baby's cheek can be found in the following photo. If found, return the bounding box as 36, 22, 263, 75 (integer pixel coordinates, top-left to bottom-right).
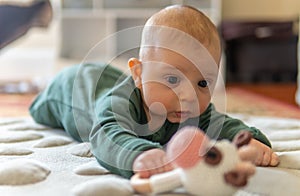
198, 95, 211, 113
149, 102, 167, 115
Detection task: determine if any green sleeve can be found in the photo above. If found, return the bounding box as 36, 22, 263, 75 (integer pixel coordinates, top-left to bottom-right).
89, 78, 162, 179
199, 104, 271, 147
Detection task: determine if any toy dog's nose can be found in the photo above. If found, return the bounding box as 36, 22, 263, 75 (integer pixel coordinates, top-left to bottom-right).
224, 162, 256, 187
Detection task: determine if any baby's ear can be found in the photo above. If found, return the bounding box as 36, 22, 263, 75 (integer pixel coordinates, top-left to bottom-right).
128, 58, 142, 88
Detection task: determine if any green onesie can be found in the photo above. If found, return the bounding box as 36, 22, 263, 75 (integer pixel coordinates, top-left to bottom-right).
29, 63, 271, 178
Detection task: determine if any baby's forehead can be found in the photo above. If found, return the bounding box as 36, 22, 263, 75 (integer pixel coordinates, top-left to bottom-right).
142, 47, 219, 78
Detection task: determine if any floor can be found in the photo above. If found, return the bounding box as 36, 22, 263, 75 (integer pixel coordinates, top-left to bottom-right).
227, 83, 299, 106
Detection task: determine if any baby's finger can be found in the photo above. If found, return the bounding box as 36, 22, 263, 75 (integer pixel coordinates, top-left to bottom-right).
152, 158, 165, 174
254, 151, 263, 166
146, 158, 169, 177
161, 156, 174, 172
261, 150, 271, 166
139, 170, 151, 179
133, 162, 151, 178
270, 152, 280, 166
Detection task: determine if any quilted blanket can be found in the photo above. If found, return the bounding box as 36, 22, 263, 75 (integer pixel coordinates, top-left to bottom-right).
0, 114, 299, 196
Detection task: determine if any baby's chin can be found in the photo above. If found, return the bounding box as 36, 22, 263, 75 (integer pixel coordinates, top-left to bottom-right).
167, 116, 190, 124
167, 112, 202, 124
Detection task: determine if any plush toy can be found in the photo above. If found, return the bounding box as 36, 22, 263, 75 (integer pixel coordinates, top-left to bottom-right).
131, 126, 257, 195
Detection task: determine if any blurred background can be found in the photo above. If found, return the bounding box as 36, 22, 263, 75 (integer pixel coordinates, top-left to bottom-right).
0, 0, 299, 109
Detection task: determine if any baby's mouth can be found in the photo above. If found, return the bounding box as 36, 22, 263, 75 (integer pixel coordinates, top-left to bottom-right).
175, 111, 190, 118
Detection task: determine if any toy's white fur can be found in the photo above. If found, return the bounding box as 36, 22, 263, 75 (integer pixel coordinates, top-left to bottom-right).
149, 140, 241, 195
181, 141, 240, 195
131, 128, 256, 195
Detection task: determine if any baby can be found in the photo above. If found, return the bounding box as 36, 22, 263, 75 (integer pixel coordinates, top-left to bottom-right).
29, 5, 279, 179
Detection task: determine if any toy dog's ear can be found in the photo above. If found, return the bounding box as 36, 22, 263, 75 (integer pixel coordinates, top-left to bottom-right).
166, 126, 209, 169
233, 131, 257, 163
232, 131, 252, 148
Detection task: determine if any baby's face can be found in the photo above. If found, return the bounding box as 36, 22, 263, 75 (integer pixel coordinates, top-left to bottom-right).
134, 48, 219, 123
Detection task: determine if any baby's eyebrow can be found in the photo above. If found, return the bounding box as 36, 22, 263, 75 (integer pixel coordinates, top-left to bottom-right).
201, 72, 218, 78
195, 65, 218, 77
158, 64, 181, 72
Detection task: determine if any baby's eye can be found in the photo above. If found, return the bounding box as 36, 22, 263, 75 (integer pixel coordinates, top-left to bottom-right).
166, 76, 180, 84
198, 80, 209, 88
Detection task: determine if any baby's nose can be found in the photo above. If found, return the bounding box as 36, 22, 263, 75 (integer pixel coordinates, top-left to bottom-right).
178, 84, 197, 102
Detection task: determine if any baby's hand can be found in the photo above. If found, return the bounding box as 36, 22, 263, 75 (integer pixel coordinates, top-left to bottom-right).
133, 148, 173, 178
249, 139, 279, 166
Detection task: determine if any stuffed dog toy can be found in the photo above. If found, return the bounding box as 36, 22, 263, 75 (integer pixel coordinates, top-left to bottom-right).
131, 126, 257, 195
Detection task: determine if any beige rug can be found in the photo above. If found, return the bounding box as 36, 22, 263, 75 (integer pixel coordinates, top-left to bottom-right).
0, 115, 299, 196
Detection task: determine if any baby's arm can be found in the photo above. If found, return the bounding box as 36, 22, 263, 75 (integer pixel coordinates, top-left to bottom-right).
249, 139, 279, 166
133, 148, 174, 178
